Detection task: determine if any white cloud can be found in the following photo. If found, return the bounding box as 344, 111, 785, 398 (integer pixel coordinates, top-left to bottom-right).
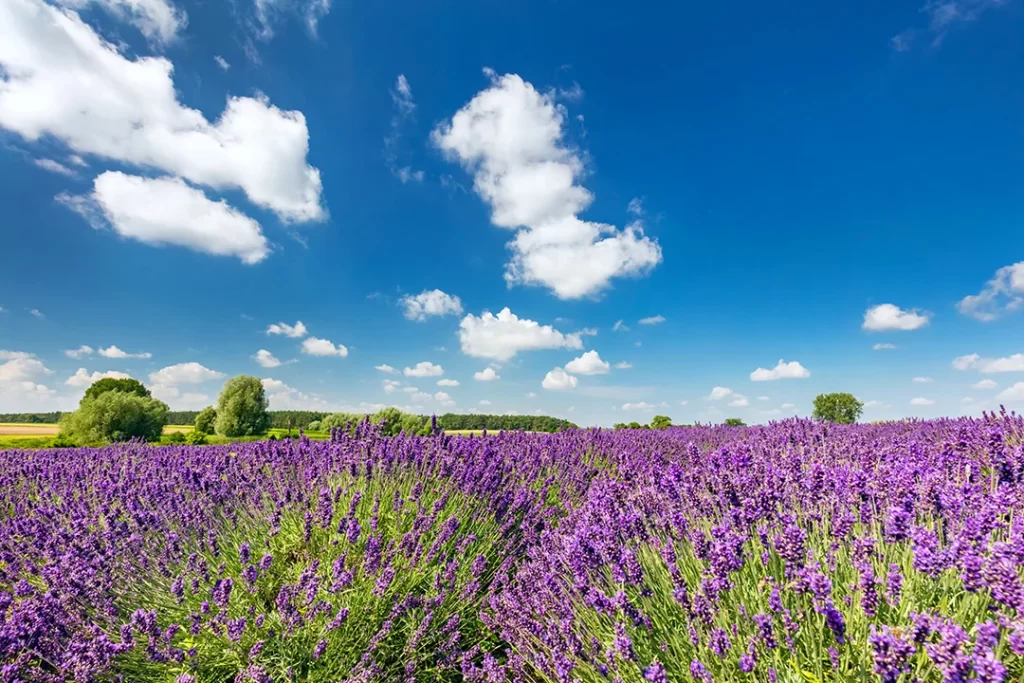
65, 368, 132, 388
0, 356, 53, 381
972, 379, 997, 390
34, 158, 77, 176
0, 354, 59, 411
458, 307, 583, 361
384, 74, 423, 183
473, 367, 500, 382
301, 337, 348, 357
627, 197, 644, 216
781, 403, 796, 410
614, 361, 632, 369
261, 377, 326, 410
59, 173, 270, 264
375, 364, 397, 374
962, 396, 974, 403
214, 55, 230, 70
526, 392, 537, 398
957, 262, 1024, 322
749, 359, 810, 382
910, 397, 935, 406
401, 386, 419, 394
542, 367, 577, 391
437, 379, 460, 387
995, 382, 1024, 403
98, 345, 151, 359
953, 353, 1024, 373
64, 345, 94, 359
893, 0, 1011, 51
433, 71, 661, 299
912, 376, 933, 383
622, 401, 655, 411
149, 362, 224, 386
479, 399, 492, 406
434, 391, 455, 407
382, 380, 401, 393
864, 400, 887, 408
55, 0, 186, 43
757, 396, 770, 401
408, 391, 430, 403
400, 289, 463, 322
613, 320, 629, 332
728, 395, 750, 408
862, 304, 931, 331
708, 386, 733, 400
0, 0, 324, 222
267, 321, 308, 338
253, 349, 281, 368
564, 350, 610, 375
0, 351, 33, 360
404, 361, 443, 377
873, 343, 898, 351
638, 315, 665, 325
29, 309, 44, 318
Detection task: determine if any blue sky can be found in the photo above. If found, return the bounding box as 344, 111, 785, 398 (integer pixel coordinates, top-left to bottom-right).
1, 0, 1023, 425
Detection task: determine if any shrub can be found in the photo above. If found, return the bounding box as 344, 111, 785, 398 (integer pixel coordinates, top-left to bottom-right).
194, 406, 217, 434
61, 391, 169, 443
185, 430, 207, 445
650, 415, 672, 429
49, 433, 77, 448
215, 376, 270, 437
307, 420, 322, 432
166, 431, 186, 444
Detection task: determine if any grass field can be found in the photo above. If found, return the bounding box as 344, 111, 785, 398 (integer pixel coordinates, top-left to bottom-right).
0, 424, 331, 449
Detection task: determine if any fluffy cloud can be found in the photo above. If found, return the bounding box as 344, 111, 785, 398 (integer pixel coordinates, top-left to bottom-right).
64, 345, 94, 359
0, 356, 53, 382
375, 364, 397, 374
253, 349, 281, 368
458, 308, 583, 361
301, 337, 348, 357
382, 379, 401, 393
995, 382, 1024, 403
728, 395, 750, 408
433, 71, 661, 299
473, 367, 500, 382
0, 351, 34, 361
972, 379, 997, 390
638, 315, 665, 325
912, 376, 933, 383
434, 391, 455, 407
437, 379, 460, 387
59, 173, 270, 264
622, 402, 655, 411
400, 289, 463, 322
957, 262, 1024, 322
708, 386, 733, 400
542, 367, 577, 390
0, 0, 324, 222
564, 350, 610, 375
862, 304, 931, 331
98, 345, 151, 359
261, 377, 327, 410
149, 362, 224, 385
0, 354, 59, 411
873, 343, 897, 351
953, 353, 1024, 373
268, 321, 308, 338
910, 397, 935, 406
404, 361, 443, 377
749, 359, 810, 382
57, 0, 186, 43
65, 368, 132, 387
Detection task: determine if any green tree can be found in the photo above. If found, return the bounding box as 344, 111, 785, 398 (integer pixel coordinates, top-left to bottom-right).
321, 413, 362, 432
61, 390, 168, 443
724, 418, 746, 427
194, 406, 217, 434
83, 377, 150, 401
370, 407, 405, 436
307, 420, 322, 432
812, 393, 864, 424
215, 376, 270, 437
651, 415, 672, 429
399, 413, 427, 435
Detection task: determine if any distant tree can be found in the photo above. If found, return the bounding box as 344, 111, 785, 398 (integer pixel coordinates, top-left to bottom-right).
215, 376, 270, 437
307, 420, 322, 432
613, 423, 627, 430
61, 391, 168, 443
399, 413, 427, 436
321, 413, 362, 432
370, 408, 406, 436
812, 393, 864, 424
194, 406, 217, 435
651, 415, 672, 429
185, 430, 208, 445
83, 377, 150, 401
724, 418, 746, 427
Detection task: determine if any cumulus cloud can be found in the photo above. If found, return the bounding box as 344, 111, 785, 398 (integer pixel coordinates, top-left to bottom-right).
400, 289, 463, 321
261, 377, 327, 410
542, 367, 577, 391
97, 345, 152, 359
55, 0, 186, 43
972, 379, 997, 390
64, 345, 94, 359
749, 359, 810, 382
564, 350, 610, 375
0, 0, 324, 222
473, 367, 500, 382
458, 307, 583, 361
0, 351, 34, 361
382, 379, 401, 393
59, 173, 270, 264
0, 356, 53, 381
708, 386, 733, 400
432, 71, 661, 299
728, 395, 750, 408
301, 337, 348, 357
953, 353, 1024, 373
149, 362, 224, 386
910, 397, 935, 406
873, 343, 897, 351
638, 315, 665, 325
434, 391, 455, 407
375, 364, 397, 374
65, 368, 132, 387
253, 349, 281, 368
622, 402, 655, 411
437, 379, 460, 387
267, 321, 308, 338
862, 304, 931, 331
957, 262, 1024, 322
404, 361, 443, 377
0, 354, 59, 410
995, 382, 1024, 403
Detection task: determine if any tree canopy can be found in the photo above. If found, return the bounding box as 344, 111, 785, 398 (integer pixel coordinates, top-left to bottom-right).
650, 415, 672, 429
812, 393, 864, 424
193, 406, 217, 435
215, 376, 270, 437
724, 418, 747, 427
83, 377, 150, 401
60, 390, 168, 443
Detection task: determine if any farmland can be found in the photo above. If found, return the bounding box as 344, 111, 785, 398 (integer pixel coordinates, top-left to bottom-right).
1, 415, 1023, 682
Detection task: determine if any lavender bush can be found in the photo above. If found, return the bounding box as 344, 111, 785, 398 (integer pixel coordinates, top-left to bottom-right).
1, 414, 1023, 682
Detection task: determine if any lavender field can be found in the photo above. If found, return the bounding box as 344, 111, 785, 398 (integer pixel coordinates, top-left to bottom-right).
2, 414, 1023, 682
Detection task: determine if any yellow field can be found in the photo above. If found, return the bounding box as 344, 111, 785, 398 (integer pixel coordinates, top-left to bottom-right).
0, 423, 193, 436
